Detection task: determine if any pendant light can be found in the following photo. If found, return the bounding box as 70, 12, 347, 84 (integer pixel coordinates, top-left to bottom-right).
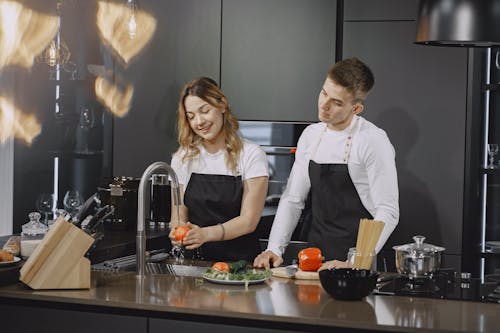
36, 1, 71, 66
415, 0, 500, 47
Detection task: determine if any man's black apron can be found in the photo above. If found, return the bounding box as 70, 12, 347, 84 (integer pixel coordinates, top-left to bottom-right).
184, 173, 261, 261
306, 120, 373, 261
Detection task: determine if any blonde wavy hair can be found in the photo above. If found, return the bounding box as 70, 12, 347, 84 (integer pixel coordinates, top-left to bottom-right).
176, 77, 243, 174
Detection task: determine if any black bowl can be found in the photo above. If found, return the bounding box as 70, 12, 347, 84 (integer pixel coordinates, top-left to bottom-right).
319, 268, 378, 300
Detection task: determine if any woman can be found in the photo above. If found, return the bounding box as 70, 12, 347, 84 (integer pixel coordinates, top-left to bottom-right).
169, 77, 269, 261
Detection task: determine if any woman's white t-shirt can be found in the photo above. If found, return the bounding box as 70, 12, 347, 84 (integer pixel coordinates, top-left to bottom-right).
171, 139, 269, 191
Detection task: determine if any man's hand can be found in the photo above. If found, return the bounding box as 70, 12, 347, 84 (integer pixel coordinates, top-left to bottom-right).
253, 250, 283, 269
318, 260, 351, 271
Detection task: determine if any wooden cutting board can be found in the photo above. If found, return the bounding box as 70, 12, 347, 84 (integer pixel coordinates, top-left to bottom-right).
271, 267, 319, 280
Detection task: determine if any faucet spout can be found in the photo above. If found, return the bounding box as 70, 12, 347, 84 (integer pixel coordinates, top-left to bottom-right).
136, 161, 180, 277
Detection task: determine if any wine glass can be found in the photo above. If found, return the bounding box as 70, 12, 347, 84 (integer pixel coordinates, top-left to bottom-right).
487, 143, 499, 169
36, 193, 55, 225
63, 190, 83, 217
78, 107, 94, 153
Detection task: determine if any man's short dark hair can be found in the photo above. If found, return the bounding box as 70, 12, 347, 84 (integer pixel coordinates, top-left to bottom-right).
327, 57, 375, 103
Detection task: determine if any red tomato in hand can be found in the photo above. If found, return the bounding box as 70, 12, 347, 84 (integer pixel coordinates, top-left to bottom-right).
173, 225, 189, 241
298, 247, 323, 272
212, 262, 230, 272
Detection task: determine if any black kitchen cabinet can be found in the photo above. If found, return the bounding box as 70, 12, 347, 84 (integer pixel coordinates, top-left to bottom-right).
12, 1, 110, 233
465, 47, 500, 277
220, 0, 337, 122
150, 318, 296, 333
483, 48, 500, 275
342, 1, 469, 271
0, 304, 147, 333
112, 0, 221, 177
113, 0, 337, 174
344, 0, 418, 21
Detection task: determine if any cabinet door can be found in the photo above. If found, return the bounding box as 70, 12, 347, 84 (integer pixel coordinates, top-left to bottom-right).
150, 318, 306, 333
112, 0, 221, 176
344, 0, 418, 21
221, 0, 336, 121
0, 304, 147, 333
343, 21, 468, 257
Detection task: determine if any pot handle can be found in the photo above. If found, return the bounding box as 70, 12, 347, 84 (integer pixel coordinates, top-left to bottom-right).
413, 235, 425, 247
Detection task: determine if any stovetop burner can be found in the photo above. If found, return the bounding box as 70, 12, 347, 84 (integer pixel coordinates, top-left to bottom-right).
374, 268, 500, 303
401, 277, 441, 295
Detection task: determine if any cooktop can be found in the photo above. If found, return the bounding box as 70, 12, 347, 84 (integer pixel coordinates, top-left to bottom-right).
373, 268, 500, 303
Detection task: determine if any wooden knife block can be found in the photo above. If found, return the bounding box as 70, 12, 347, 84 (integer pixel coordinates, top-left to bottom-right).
20, 216, 94, 290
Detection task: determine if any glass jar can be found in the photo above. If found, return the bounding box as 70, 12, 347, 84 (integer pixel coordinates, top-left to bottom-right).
347, 247, 377, 271
20, 212, 48, 258
150, 174, 171, 229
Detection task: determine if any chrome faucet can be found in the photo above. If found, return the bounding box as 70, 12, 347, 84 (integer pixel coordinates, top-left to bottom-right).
136, 161, 180, 277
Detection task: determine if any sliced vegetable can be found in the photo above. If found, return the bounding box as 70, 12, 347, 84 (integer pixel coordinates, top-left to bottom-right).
203, 268, 272, 281
298, 247, 323, 272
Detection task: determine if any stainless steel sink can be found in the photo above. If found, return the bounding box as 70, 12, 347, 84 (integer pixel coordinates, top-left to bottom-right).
92, 251, 169, 272
145, 262, 207, 277
92, 253, 207, 277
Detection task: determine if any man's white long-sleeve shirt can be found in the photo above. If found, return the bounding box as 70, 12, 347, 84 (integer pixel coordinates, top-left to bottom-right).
267, 116, 399, 258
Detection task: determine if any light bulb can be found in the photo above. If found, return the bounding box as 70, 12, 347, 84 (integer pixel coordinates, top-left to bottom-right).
47, 41, 58, 67
127, 0, 138, 39
128, 14, 137, 39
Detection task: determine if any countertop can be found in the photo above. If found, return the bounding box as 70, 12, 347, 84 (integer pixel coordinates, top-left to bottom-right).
0, 262, 499, 333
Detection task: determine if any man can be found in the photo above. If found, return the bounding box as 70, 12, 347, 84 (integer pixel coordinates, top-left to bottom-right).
253, 57, 399, 269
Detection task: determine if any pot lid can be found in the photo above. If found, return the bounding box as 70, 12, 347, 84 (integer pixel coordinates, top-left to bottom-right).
392, 235, 445, 254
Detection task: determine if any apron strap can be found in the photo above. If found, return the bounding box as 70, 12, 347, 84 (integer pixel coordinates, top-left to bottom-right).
311, 116, 359, 163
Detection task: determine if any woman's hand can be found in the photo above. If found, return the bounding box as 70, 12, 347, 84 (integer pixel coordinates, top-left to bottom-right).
183, 222, 208, 250
318, 260, 352, 271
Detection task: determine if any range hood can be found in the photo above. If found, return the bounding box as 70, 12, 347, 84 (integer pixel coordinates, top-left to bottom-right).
415, 0, 500, 47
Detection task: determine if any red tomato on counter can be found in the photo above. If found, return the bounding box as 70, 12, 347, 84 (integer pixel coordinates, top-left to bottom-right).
298, 247, 323, 272
212, 262, 230, 272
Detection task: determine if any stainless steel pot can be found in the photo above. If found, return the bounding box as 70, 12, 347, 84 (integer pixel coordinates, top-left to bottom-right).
393, 235, 445, 278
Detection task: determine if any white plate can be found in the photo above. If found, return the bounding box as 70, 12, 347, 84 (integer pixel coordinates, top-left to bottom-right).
203, 275, 269, 285
0, 256, 21, 266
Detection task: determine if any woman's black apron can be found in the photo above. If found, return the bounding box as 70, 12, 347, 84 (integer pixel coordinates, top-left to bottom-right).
183, 173, 261, 261
306, 120, 373, 261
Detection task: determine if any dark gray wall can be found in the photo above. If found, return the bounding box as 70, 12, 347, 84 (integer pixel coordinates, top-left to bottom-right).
113, 0, 338, 177
8, 1, 476, 268
111, 0, 472, 268
112, 0, 221, 177
342, 0, 468, 270
221, 0, 337, 121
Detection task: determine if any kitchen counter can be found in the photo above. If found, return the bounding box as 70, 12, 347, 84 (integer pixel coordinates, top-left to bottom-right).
0, 263, 499, 333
